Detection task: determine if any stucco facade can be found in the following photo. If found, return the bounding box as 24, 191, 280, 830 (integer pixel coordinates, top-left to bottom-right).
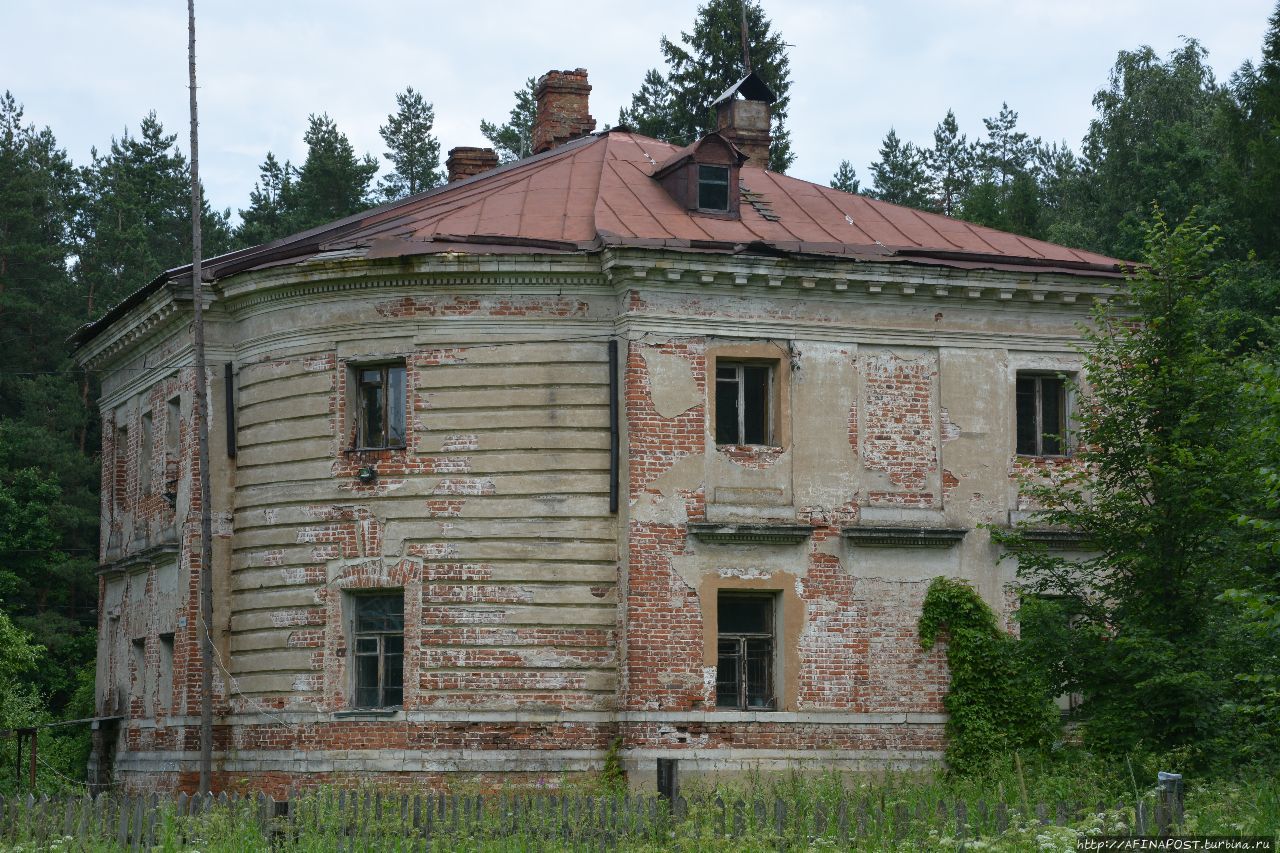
75, 71, 1119, 794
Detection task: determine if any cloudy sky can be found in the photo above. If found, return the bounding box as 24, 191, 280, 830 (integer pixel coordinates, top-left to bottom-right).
5, 0, 1275, 221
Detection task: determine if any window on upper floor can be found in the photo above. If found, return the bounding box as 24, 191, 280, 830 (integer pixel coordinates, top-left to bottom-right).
715, 361, 775, 446
140, 411, 154, 495
351, 593, 404, 709
130, 637, 147, 716
1016, 372, 1070, 456
697, 164, 731, 212
354, 362, 407, 450
716, 592, 777, 711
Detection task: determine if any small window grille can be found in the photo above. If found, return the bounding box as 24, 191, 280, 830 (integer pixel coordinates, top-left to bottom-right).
697, 165, 731, 211
355, 364, 407, 449
352, 594, 404, 709
716, 362, 773, 445
1016, 373, 1068, 456
716, 593, 776, 710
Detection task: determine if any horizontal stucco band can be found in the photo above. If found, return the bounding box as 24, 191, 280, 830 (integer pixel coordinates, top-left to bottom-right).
132, 710, 948, 728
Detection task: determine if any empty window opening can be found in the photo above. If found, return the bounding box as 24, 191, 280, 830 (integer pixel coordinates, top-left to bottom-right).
716, 362, 773, 445
716, 592, 776, 710
158, 633, 175, 713
355, 364, 407, 449
352, 594, 404, 708
1016, 373, 1068, 456
139, 411, 154, 495
130, 637, 147, 716
698, 164, 731, 211
114, 422, 129, 511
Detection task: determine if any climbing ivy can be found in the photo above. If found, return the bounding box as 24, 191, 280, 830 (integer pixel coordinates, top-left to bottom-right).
918, 577, 1061, 775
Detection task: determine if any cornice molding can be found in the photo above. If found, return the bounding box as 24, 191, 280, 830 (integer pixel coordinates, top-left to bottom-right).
842, 526, 969, 548
687, 522, 814, 545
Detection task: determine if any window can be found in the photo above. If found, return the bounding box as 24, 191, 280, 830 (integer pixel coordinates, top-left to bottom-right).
1016, 373, 1068, 456
114, 422, 129, 511
140, 411, 154, 495
716, 592, 776, 710
697, 164, 731, 211
354, 363, 406, 449
351, 594, 404, 708
716, 362, 773, 445
130, 637, 147, 715
157, 633, 175, 712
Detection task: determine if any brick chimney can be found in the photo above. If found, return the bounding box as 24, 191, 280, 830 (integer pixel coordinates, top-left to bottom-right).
446, 147, 499, 182
713, 72, 777, 168
532, 69, 596, 154
716, 99, 770, 167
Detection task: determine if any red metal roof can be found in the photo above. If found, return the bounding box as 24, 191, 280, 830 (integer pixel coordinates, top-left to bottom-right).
301, 130, 1126, 276
73, 129, 1129, 349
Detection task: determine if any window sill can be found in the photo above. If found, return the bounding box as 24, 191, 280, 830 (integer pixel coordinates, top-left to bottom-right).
333, 708, 401, 719
344, 447, 407, 455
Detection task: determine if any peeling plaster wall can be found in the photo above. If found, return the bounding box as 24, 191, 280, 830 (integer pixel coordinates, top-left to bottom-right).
85, 248, 1103, 791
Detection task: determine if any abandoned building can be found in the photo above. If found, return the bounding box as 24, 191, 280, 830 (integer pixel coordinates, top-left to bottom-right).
73, 68, 1123, 793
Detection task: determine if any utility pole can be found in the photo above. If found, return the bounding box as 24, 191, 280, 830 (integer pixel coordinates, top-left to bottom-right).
740, 1, 752, 73
187, 0, 215, 795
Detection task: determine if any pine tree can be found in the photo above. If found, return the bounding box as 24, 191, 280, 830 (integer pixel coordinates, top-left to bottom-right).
379, 87, 442, 200
74, 112, 232, 319
480, 78, 537, 164
0, 92, 78, 378
979, 103, 1036, 188
868, 129, 933, 209
617, 69, 676, 140
1224, 2, 1280, 260
235, 152, 296, 247
622, 0, 795, 172
924, 110, 974, 217
830, 160, 860, 193
292, 113, 378, 230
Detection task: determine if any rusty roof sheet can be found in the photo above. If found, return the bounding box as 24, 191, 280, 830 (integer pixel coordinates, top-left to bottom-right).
73, 129, 1130, 348
306, 130, 1125, 274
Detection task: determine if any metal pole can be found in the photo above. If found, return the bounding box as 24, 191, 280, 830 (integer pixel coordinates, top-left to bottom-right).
188, 0, 215, 795
28, 729, 36, 790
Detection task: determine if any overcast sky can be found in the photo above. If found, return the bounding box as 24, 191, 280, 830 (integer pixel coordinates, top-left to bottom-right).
5, 0, 1275, 221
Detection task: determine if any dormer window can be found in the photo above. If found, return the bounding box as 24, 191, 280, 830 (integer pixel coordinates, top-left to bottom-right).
698, 165, 731, 212
652, 132, 745, 220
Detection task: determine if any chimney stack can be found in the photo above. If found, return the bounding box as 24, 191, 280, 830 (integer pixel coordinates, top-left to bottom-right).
446, 147, 499, 182
712, 72, 777, 168
716, 99, 771, 167
532, 69, 596, 154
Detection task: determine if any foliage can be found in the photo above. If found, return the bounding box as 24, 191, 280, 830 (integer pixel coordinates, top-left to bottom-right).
868, 129, 933, 208
235, 152, 296, 247
480, 77, 537, 164
620, 0, 795, 172
918, 577, 1060, 775
74, 112, 232, 318
829, 160, 859, 193
995, 210, 1278, 767
292, 113, 379, 230
378, 86, 442, 200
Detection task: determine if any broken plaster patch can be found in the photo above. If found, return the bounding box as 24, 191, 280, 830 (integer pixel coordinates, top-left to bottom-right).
642, 348, 700, 418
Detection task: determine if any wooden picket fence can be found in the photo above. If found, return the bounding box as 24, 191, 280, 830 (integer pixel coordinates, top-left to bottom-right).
0, 789, 1183, 850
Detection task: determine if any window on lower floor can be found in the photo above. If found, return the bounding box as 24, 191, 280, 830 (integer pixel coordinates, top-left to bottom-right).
351, 593, 404, 708
354, 363, 407, 449
130, 637, 147, 716
715, 361, 774, 445
716, 592, 776, 710
1016, 372, 1069, 456
158, 633, 175, 712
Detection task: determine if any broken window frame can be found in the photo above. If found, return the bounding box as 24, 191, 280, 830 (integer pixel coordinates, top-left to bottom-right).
715, 360, 775, 446
715, 592, 777, 711
353, 362, 407, 450
1015, 372, 1070, 457
350, 593, 405, 709
697, 164, 731, 212
157, 633, 175, 713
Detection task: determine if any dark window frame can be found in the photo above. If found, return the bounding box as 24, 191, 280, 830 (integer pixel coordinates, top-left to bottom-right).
1016, 372, 1070, 457
715, 360, 775, 446
715, 592, 777, 711
353, 362, 407, 450
350, 592, 405, 710
697, 164, 732, 212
